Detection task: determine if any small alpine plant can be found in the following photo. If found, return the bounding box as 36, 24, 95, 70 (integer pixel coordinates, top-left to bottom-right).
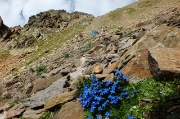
77, 69, 136, 119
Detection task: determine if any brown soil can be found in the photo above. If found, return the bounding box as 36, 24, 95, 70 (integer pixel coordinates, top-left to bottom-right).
0, 55, 23, 79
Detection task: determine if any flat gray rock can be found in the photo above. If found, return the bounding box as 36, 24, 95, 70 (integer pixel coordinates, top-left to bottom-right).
24, 76, 67, 108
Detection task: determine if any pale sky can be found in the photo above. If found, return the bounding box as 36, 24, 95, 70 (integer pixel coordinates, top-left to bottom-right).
0, 0, 137, 27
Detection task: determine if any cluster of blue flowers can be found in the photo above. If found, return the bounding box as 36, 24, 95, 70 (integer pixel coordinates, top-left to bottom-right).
77, 69, 136, 119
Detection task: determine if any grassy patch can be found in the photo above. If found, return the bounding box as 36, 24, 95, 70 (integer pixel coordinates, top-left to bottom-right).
24, 20, 88, 66
108, 7, 136, 20
119, 78, 180, 119
108, 8, 125, 19
137, 0, 161, 8
0, 50, 10, 61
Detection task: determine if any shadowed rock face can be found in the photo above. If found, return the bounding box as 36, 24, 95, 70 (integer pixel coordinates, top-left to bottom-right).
0, 16, 9, 38
0, 16, 3, 28
148, 48, 180, 80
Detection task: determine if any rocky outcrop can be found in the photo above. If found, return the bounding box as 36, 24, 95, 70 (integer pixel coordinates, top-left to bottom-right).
118, 18, 180, 79
0, 17, 22, 42
0, 16, 9, 38
0, 16, 3, 28
148, 48, 180, 80
25, 10, 94, 28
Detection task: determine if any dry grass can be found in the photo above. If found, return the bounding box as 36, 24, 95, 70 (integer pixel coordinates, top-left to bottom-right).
0, 50, 10, 61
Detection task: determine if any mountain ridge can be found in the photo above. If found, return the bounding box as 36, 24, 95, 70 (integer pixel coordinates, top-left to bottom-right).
0, 0, 180, 118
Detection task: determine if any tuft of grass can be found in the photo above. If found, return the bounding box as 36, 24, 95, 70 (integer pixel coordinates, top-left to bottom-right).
9, 100, 19, 108
38, 112, 54, 119
18, 86, 24, 93
64, 53, 70, 58
36, 65, 48, 75
80, 41, 92, 54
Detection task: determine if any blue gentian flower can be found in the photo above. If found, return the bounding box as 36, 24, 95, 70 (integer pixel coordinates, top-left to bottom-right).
90, 105, 96, 112
97, 115, 102, 119
105, 111, 112, 117
98, 106, 103, 111
127, 114, 135, 119
87, 116, 92, 119
123, 75, 128, 81
77, 86, 81, 89
130, 90, 136, 94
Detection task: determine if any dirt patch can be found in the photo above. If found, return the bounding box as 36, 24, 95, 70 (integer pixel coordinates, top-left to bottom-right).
0, 55, 23, 79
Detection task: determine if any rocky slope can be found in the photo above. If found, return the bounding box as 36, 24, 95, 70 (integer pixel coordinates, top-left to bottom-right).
0, 0, 180, 118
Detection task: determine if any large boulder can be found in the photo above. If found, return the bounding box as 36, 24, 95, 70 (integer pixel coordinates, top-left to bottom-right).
24, 76, 68, 108
30, 74, 62, 95
148, 48, 180, 80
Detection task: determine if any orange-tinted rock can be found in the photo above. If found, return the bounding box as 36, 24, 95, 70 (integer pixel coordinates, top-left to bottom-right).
93, 64, 103, 74
103, 60, 120, 74
22, 108, 45, 119
148, 48, 180, 80
95, 74, 108, 79
104, 73, 114, 81
6, 103, 25, 119
121, 49, 152, 78
44, 90, 78, 109
54, 100, 84, 119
